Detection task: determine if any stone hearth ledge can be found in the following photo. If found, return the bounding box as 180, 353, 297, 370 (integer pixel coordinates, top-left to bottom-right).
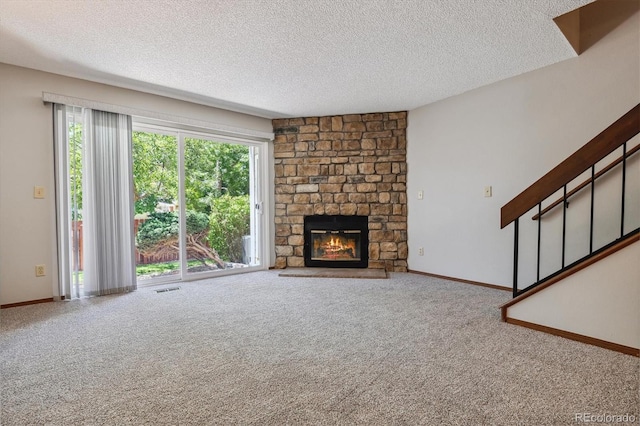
278, 268, 388, 279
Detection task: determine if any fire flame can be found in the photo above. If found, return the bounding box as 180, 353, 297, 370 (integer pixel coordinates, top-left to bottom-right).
313, 233, 358, 260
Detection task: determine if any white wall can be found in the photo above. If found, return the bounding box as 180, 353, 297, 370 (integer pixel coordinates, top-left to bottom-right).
0, 64, 273, 305
407, 10, 640, 287
507, 241, 640, 349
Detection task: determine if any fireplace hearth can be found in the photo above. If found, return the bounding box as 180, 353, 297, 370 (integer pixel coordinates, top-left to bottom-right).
304, 215, 369, 268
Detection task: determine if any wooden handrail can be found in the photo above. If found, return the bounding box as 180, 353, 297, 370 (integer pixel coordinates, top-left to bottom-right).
532, 143, 640, 221
501, 103, 640, 229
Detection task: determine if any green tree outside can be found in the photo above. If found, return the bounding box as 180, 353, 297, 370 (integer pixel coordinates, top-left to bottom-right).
208, 195, 250, 263
184, 138, 250, 214
132, 132, 178, 214
69, 122, 83, 219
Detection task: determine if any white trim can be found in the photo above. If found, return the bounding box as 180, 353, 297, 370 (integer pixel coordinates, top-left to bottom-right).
42, 92, 274, 142
177, 133, 188, 278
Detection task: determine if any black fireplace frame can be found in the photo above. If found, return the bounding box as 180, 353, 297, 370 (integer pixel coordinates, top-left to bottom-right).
304, 215, 369, 268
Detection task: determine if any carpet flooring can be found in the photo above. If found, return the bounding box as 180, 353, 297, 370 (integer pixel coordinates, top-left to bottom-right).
1, 271, 638, 425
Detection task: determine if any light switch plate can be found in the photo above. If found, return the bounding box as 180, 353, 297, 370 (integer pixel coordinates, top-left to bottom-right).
484, 186, 492, 198
34, 186, 45, 199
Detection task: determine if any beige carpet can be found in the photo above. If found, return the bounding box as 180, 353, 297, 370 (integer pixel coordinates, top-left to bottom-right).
1, 271, 638, 425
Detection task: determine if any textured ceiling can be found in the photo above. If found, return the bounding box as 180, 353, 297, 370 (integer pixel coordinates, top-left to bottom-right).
0, 0, 593, 118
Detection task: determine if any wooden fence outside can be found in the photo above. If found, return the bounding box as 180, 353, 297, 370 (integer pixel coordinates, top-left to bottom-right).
71, 218, 180, 271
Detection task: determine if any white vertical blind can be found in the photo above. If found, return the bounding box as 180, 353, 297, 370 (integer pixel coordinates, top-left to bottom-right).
82, 109, 137, 296
54, 105, 72, 298
55, 105, 137, 298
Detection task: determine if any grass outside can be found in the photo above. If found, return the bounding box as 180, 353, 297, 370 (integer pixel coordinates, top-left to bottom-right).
136, 259, 207, 277
72, 260, 209, 282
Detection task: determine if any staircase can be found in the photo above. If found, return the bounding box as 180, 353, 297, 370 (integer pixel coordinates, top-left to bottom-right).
499, 103, 640, 356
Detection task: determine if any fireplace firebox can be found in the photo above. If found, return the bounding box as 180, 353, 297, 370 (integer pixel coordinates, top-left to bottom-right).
304, 215, 368, 268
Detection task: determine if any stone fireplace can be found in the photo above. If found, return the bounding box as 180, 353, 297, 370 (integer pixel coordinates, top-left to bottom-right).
273, 111, 407, 272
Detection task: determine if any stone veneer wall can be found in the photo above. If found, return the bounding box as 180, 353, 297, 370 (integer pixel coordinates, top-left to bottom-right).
272, 111, 408, 272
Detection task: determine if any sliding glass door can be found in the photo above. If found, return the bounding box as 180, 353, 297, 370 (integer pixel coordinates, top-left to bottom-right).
183, 136, 250, 274
132, 129, 181, 282
56, 105, 269, 298
132, 125, 264, 284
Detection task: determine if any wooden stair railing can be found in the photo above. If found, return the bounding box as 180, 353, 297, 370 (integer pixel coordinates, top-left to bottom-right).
500, 103, 640, 297
531, 143, 640, 221
501, 103, 640, 229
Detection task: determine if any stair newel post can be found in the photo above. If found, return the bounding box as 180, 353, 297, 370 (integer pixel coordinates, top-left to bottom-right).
621, 142, 627, 238
513, 217, 519, 298
562, 185, 567, 268
536, 203, 541, 283
590, 165, 595, 254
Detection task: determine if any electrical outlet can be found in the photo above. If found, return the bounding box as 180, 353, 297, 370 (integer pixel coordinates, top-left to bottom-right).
35, 264, 46, 277
417, 190, 424, 200
418, 247, 424, 256
484, 186, 492, 198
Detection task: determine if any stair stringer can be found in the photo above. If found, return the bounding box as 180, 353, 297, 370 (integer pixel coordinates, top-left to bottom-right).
504, 240, 639, 353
